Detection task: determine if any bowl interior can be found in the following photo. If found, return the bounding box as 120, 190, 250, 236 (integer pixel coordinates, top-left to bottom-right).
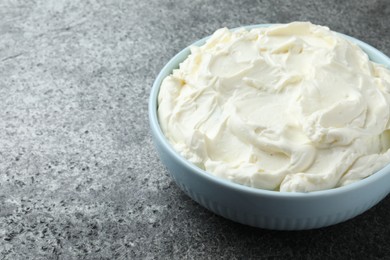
149, 24, 390, 197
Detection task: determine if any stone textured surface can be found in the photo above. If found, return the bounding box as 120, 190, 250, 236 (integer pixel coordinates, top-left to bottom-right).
0, 0, 389, 259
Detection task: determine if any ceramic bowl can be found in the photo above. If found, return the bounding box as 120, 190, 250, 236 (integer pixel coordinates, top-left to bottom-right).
149, 24, 390, 230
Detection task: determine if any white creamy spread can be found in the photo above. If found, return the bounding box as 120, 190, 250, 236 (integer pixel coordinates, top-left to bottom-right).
158, 22, 390, 192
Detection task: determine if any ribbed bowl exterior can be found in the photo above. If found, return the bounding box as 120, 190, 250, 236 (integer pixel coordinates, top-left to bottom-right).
152, 132, 390, 230
149, 24, 390, 230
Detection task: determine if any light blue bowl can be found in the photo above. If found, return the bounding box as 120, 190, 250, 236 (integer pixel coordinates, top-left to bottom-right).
149, 24, 390, 230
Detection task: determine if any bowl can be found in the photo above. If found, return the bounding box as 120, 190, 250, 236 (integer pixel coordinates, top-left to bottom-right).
149, 24, 390, 230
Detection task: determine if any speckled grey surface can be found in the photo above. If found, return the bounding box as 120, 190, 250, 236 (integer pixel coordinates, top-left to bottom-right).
0, 0, 389, 259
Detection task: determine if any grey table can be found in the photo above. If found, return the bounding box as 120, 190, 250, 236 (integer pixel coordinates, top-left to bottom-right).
0, 0, 389, 259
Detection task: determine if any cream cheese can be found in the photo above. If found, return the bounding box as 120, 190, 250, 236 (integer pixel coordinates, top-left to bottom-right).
158, 22, 390, 192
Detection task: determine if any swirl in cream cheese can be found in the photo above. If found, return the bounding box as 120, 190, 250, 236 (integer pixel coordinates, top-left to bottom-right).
158, 22, 390, 192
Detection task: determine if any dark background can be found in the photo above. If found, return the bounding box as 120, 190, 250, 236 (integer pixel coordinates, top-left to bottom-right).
0, 0, 389, 259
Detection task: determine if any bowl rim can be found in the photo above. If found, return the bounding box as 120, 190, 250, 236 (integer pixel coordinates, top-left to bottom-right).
149, 23, 390, 198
